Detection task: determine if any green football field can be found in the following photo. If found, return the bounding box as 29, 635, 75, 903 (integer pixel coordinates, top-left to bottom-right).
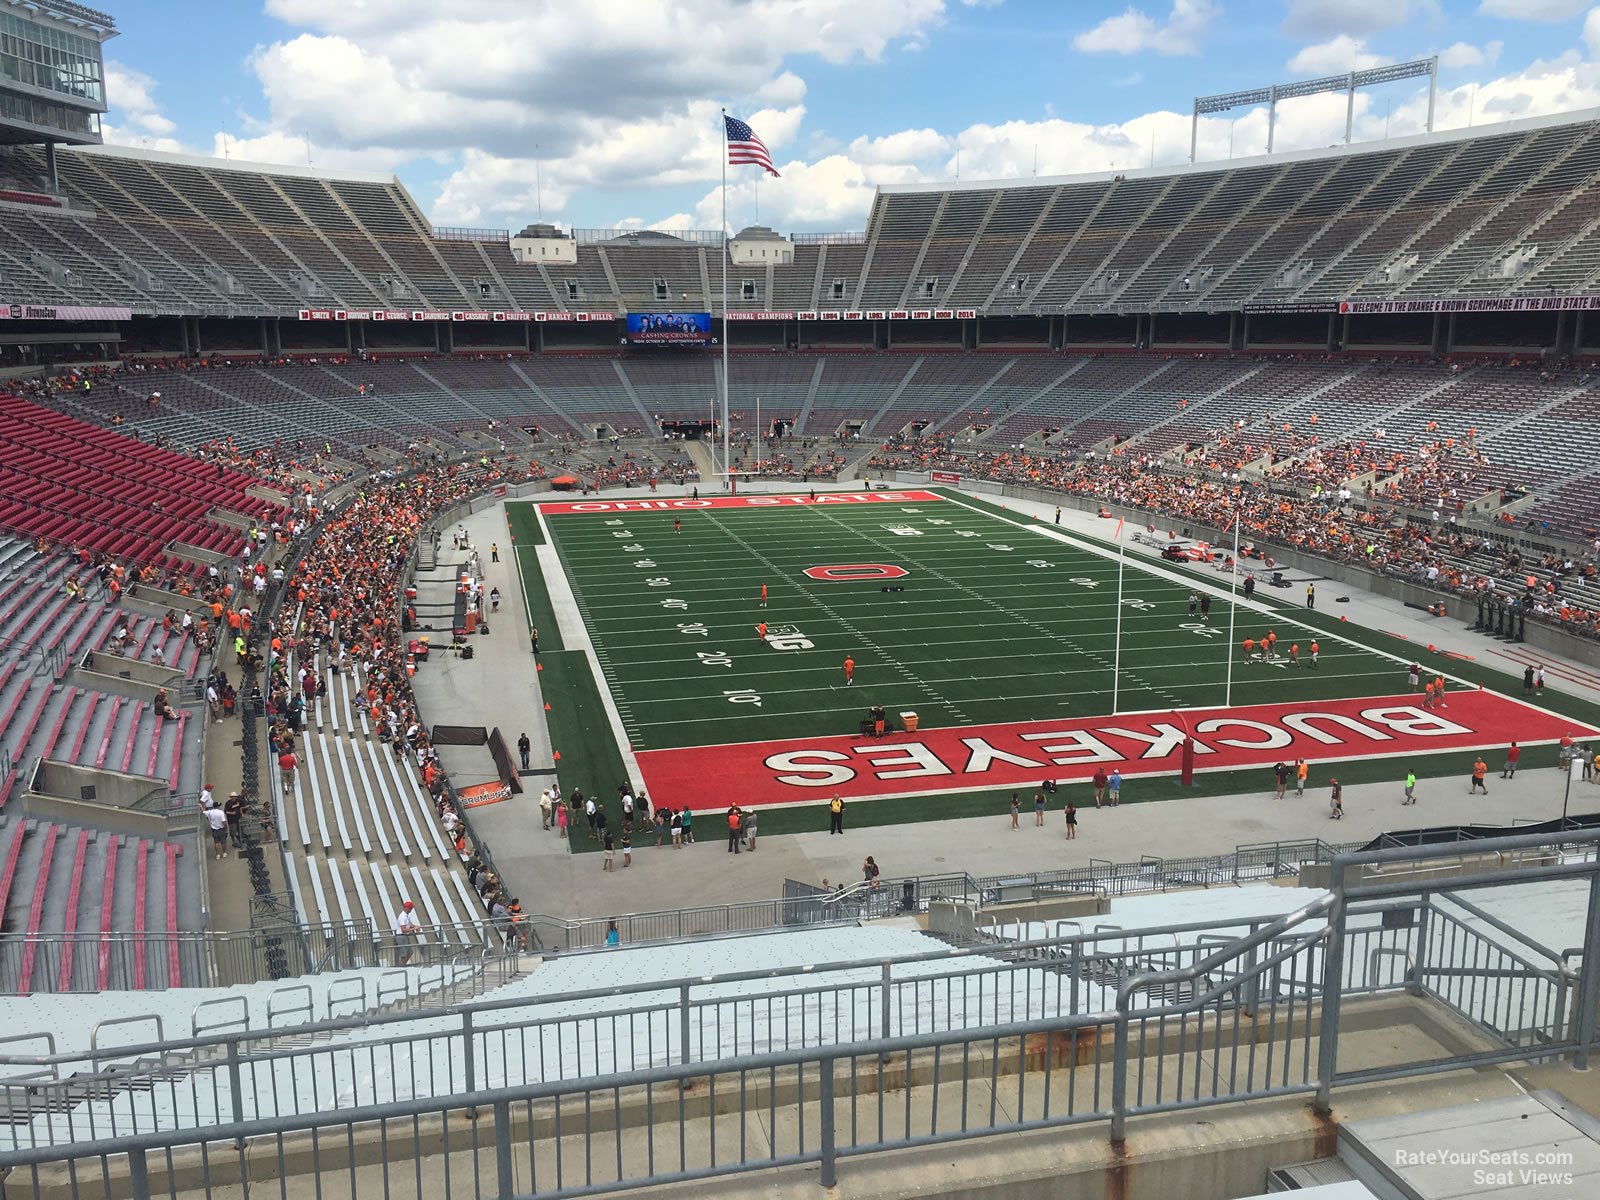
502, 487, 1599, 838
521, 488, 1394, 753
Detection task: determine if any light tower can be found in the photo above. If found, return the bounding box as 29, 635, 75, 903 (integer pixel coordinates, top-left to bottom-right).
1190, 56, 1438, 163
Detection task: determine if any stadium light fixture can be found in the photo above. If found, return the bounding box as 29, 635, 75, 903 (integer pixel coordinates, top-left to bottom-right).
1190, 57, 1437, 163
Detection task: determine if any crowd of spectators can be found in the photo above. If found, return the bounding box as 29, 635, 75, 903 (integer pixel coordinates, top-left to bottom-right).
258, 461, 524, 940
867, 435, 1600, 639
731, 434, 845, 481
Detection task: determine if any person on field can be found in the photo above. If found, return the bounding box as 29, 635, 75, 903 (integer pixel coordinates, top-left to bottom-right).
1404, 769, 1417, 805
842, 654, 855, 685
1502, 742, 1521, 779
1470, 757, 1489, 795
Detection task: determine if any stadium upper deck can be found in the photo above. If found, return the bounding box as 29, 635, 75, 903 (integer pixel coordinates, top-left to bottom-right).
0, 107, 1598, 321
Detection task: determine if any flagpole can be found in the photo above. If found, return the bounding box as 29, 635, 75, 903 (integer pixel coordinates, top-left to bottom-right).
1112, 518, 1125, 714
721, 107, 732, 493
1224, 510, 1240, 707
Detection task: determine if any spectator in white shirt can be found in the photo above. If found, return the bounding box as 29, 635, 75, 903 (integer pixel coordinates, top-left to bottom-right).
200, 784, 217, 810
393, 901, 423, 965
205, 805, 229, 859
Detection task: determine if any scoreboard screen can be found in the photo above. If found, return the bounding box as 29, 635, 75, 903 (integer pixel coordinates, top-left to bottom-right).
626, 312, 712, 345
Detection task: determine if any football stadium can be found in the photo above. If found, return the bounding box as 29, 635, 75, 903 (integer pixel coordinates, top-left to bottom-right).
5, 3, 1600, 1198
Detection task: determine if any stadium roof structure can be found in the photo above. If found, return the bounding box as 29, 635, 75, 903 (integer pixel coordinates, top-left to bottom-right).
1, 0, 118, 36
875, 102, 1598, 196
73, 138, 402, 186
4, 103, 1600, 318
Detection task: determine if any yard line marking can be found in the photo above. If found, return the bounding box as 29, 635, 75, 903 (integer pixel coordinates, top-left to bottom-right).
808, 504, 1185, 709
703, 512, 972, 724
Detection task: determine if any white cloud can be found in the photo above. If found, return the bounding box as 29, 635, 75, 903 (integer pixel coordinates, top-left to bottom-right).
238, 1, 947, 168
1478, 0, 1589, 18
1438, 40, 1503, 69
1072, 0, 1219, 56
1282, 0, 1435, 38
430, 101, 805, 225
757, 71, 808, 107
208, 130, 424, 175
1587, 8, 1600, 58
100, 62, 186, 149
1286, 35, 1392, 75
848, 128, 953, 164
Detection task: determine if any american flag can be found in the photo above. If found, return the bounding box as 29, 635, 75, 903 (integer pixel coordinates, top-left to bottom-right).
725, 115, 780, 177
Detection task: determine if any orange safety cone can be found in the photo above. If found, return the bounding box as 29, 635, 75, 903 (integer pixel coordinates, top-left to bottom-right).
537, 663, 543, 672
553, 750, 561, 762
544, 702, 551, 711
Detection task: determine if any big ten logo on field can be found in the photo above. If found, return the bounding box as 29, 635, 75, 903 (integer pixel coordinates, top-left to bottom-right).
802, 564, 910, 582
763, 624, 813, 650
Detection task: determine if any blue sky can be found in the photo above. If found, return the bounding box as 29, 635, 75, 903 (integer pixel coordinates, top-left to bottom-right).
96, 0, 1600, 233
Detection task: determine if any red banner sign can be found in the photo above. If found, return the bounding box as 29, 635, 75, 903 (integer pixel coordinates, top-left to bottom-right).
930, 470, 961, 484
635, 692, 1596, 809
457, 781, 513, 809
538, 490, 942, 516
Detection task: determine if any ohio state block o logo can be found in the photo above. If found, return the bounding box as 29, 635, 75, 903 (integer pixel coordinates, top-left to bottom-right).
803, 563, 909, 582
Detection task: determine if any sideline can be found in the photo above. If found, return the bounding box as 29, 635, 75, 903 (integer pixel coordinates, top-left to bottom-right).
531, 504, 645, 786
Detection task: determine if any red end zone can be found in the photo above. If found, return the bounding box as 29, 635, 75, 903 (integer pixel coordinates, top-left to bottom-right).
635, 691, 1599, 808
538, 490, 944, 515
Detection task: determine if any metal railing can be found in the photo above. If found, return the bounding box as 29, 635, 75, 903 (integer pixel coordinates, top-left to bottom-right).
571, 227, 727, 247
432, 225, 511, 243
0, 837, 1360, 994
791, 231, 868, 245
2, 830, 1596, 1197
